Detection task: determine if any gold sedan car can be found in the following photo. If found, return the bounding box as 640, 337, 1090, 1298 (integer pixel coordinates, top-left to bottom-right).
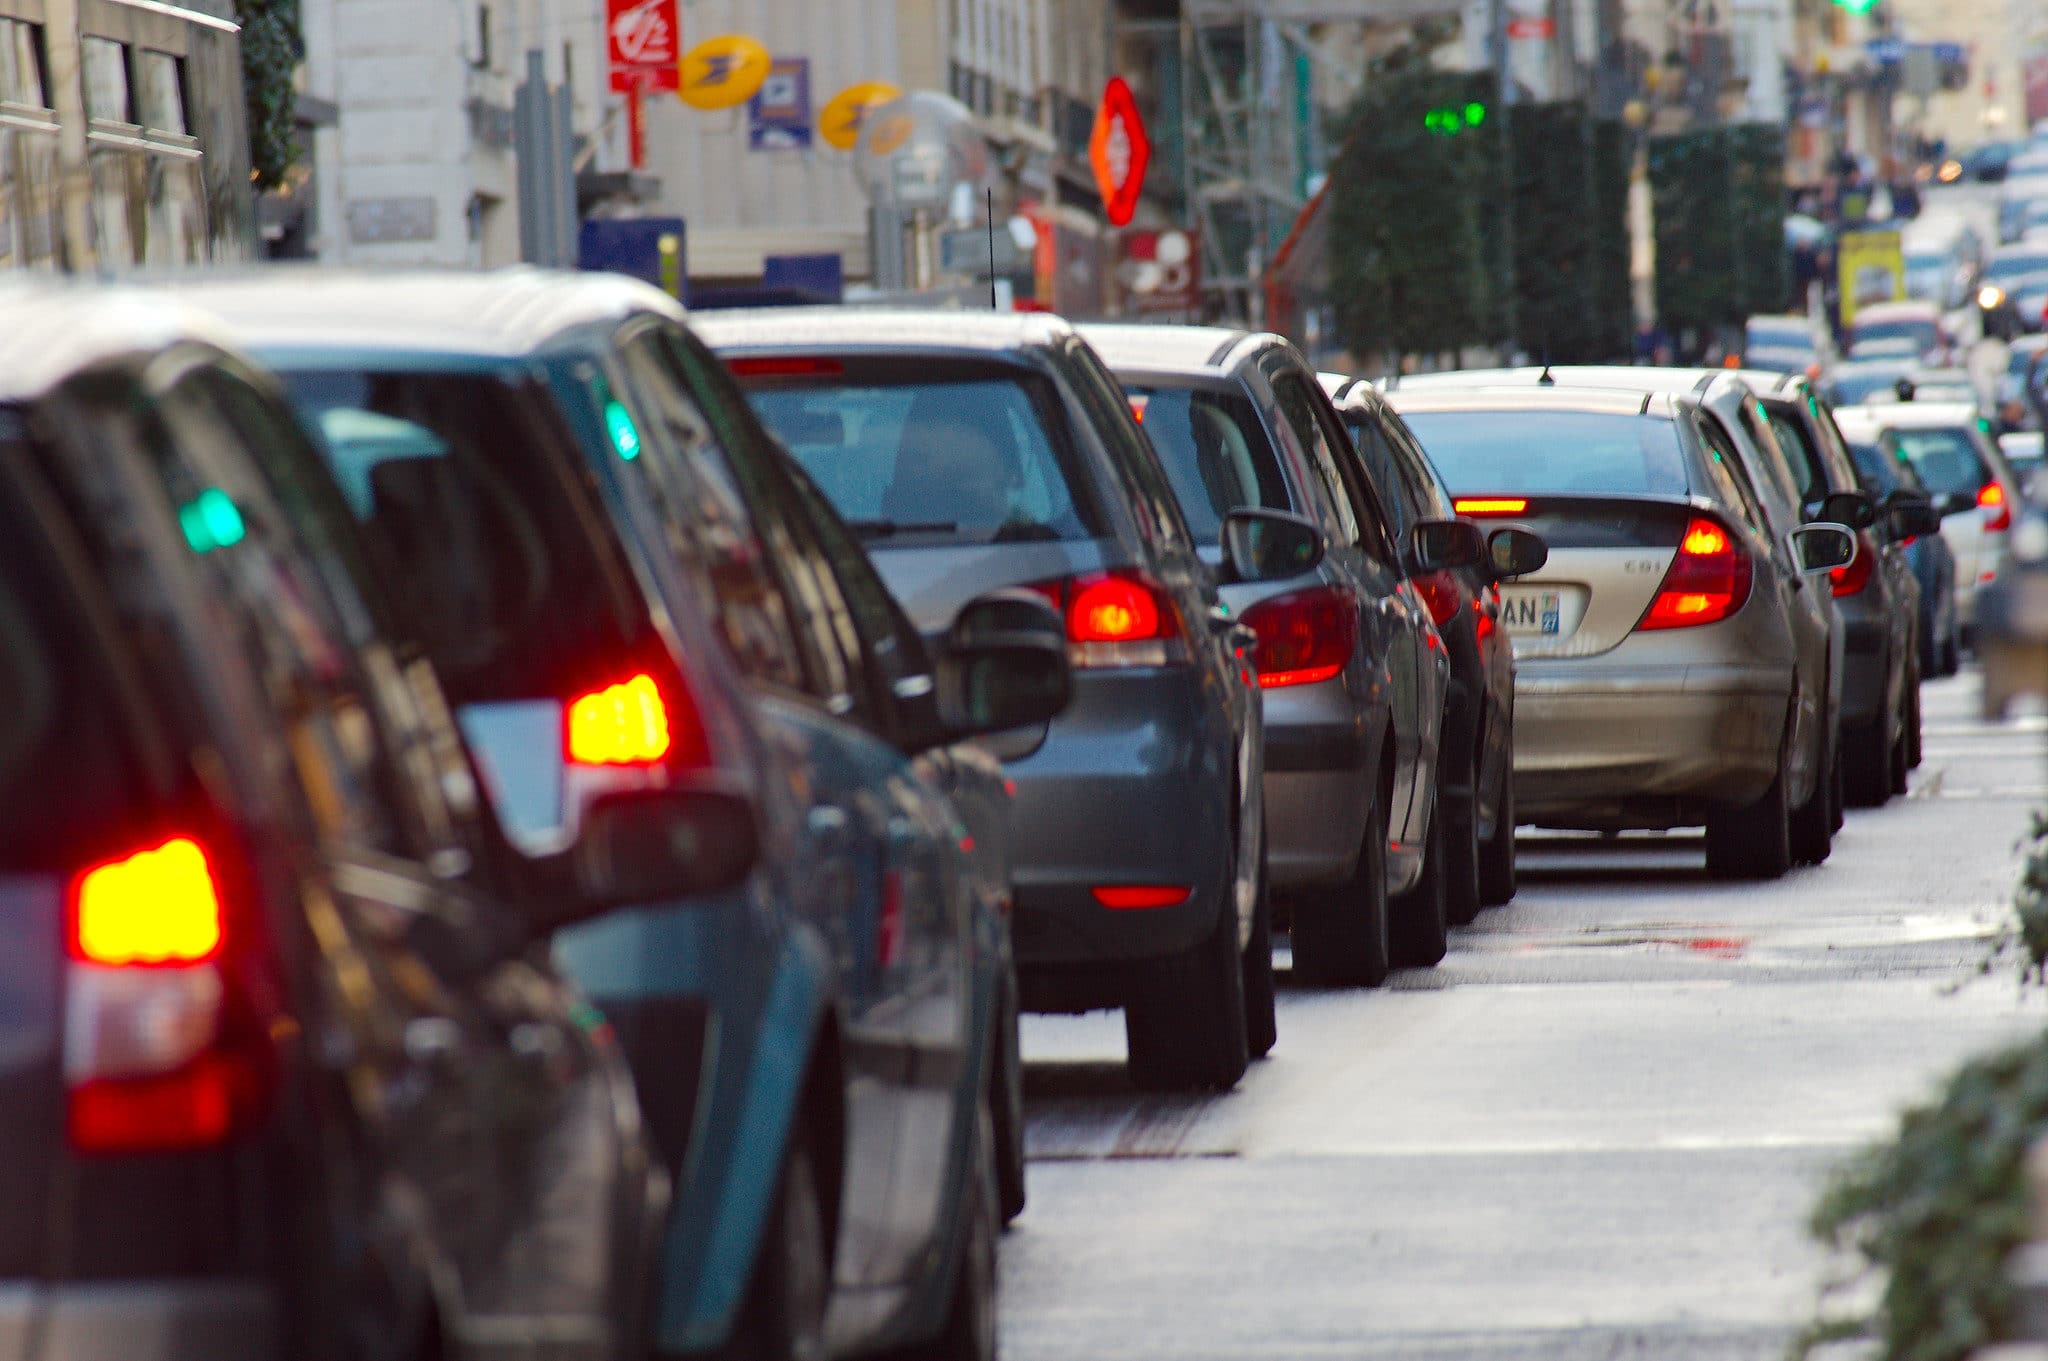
1384, 382, 1857, 880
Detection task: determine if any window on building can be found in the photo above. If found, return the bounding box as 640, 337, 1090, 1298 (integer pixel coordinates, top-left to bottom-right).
0, 20, 47, 110
81, 37, 130, 124
135, 52, 187, 135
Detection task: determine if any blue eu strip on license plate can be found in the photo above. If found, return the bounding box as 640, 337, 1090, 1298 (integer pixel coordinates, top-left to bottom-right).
1503, 590, 1563, 635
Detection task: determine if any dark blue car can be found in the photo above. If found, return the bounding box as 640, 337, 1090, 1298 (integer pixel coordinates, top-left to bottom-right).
1845, 431, 1961, 678
172, 270, 1059, 1361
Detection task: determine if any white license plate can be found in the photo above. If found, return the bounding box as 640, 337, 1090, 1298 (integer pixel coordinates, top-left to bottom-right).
1501, 589, 1562, 636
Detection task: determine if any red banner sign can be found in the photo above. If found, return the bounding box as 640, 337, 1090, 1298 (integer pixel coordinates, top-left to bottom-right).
608, 0, 680, 94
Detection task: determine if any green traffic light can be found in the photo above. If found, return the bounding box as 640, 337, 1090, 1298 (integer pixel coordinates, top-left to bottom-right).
1463, 102, 1486, 126
1831, 0, 1879, 12
605, 400, 642, 461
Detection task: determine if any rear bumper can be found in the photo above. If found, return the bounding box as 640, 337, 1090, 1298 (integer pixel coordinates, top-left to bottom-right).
0, 1281, 274, 1361
1513, 662, 1787, 822
1007, 669, 1235, 974
1261, 719, 1374, 890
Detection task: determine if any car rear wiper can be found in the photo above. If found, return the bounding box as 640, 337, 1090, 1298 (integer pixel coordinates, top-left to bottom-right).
848, 519, 958, 539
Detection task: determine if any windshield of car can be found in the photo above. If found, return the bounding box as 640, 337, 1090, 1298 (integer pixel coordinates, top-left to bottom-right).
1850, 319, 1937, 351
1119, 381, 1290, 538
1397, 409, 1689, 496
281, 367, 653, 706
1826, 365, 1913, 405
738, 357, 1105, 545
1890, 427, 1991, 498
1986, 251, 2048, 283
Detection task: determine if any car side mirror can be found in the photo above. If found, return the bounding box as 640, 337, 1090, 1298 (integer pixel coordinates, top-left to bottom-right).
1813, 489, 1877, 531
1791, 523, 1857, 574
1409, 518, 1484, 572
1486, 526, 1549, 580
558, 788, 761, 923
1220, 508, 1325, 583
1888, 492, 1943, 539
1938, 490, 1976, 517
933, 591, 1073, 742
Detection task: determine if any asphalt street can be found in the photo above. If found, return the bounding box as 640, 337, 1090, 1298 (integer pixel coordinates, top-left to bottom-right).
1002, 673, 2047, 1360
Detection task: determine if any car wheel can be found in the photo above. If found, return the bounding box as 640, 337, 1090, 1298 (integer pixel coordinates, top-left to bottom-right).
1704, 763, 1791, 881
1789, 725, 1834, 867
1941, 604, 1963, 676
1841, 716, 1892, 808
1477, 758, 1517, 907
1443, 746, 1483, 927
1906, 664, 1924, 770
889, 1105, 999, 1361
1124, 852, 1250, 1092
1390, 800, 1449, 968
1241, 850, 1277, 1061
990, 974, 1027, 1226
1827, 736, 1845, 834
724, 1123, 831, 1361
1289, 779, 1392, 988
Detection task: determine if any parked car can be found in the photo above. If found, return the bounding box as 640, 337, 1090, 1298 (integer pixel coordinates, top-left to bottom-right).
175, 271, 1059, 1361
1324, 371, 1547, 914
1848, 301, 1956, 366
1739, 369, 1925, 803
1824, 358, 1923, 407
1841, 428, 1963, 677
0, 285, 696, 1361
2001, 430, 2046, 485
706, 309, 1301, 1088
1385, 377, 1855, 878
1743, 313, 1834, 377
1834, 401, 2021, 646
1081, 320, 1470, 987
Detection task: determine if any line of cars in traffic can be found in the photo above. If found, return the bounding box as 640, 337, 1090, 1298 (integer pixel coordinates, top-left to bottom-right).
0, 269, 1987, 1361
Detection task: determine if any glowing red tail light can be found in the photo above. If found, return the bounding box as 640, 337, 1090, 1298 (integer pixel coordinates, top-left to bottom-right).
1829, 531, 1876, 597
567, 672, 673, 766
724, 355, 846, 378
1240, 586, 1359, 689
1411, 571, 1464, 628
71, 837, 223, 966
1025, 571, 1188, 668
1637, 515, 1752, 631
1980, 482, 2012, 532
1091, 885, 1191, 910
64, 837, 269, 1155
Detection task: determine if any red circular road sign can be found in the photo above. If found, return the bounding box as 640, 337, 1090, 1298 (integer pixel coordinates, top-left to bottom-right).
1089, 77, 1151, 227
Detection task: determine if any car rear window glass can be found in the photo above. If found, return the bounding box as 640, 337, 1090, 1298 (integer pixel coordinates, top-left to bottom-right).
1398, 410, 1689, 497
1850, 319, 1937, 351
739, 358, 1105, 545
281, 368, 652, 707
1825, 365, 1913, 406
1843, 439, 1922, 495
1766, 410, 1827, 499
0, 431, 146, 875
1891, 427, 1990, 498
1121, 381, 1289, 538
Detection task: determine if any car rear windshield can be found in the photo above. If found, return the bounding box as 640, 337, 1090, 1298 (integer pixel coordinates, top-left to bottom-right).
1890, 427, 1991, 498
1987, 252, 2048, 284
1121, 381, 1290, 538
1397, 410, 1689, 497
737, 357, 1105, 545
1851, 319, 1937, 350
1826, 366, 1912, 405
282, 368, 653, 706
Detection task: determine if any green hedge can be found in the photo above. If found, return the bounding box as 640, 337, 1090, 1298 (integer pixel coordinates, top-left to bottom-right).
1649, 124, 1787, 332
237, 0, 303, 191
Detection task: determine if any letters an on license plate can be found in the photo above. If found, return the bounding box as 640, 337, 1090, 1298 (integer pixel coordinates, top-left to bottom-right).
1503, 590, 1562, 635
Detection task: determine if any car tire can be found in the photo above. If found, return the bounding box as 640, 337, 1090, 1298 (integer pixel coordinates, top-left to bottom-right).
1827, 736, 1845, 834
1705, 763, 1791, 881
1789, 726, 1834, 867
1124, 862, 1250, 1092
1289, 783, 1392, 988
1842, 716, 1891, 808
1941, 604, 1962, 676
890, 1106, 999, 1361
1906, 665, 1923, 771
1241, 852, 1278, 1061
990, 974, 1027, 1226
1477, 759, 1517, 907
723, 1122, 831, 1361
1444, 747, 1484, 927
1390, 801, 1449, 968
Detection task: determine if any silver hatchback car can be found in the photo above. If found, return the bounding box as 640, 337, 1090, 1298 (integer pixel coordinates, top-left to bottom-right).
1385, 383, 1855, 879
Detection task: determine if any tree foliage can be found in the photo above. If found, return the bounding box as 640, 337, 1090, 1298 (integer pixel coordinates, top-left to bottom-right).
237, 0, 303, 191
1649, 125, 1787, 333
